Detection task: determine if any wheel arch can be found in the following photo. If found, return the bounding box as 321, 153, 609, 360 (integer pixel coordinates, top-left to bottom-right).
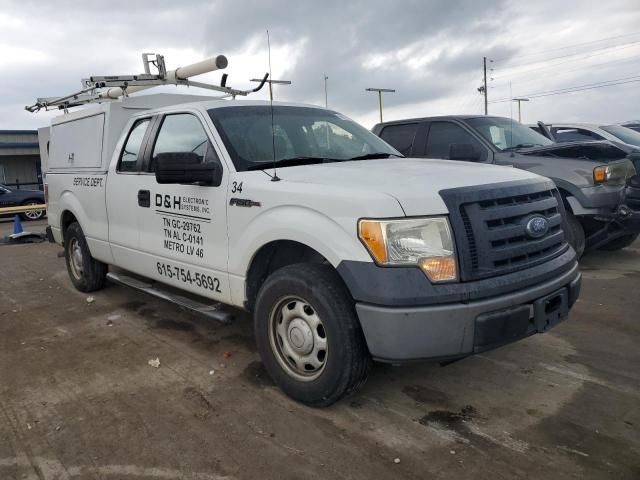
556, 187, 574, 213
60, 209, 79, 242
245, 240, 333, 311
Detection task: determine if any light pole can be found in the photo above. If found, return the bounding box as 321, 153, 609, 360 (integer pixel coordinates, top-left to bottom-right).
251, 78, 292, 101
365, 87, 396, 123
324, 75, 329, 108
512, 98, 529, 123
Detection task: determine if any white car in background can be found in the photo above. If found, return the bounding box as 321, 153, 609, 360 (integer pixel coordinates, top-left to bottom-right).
530, 122, 640, 149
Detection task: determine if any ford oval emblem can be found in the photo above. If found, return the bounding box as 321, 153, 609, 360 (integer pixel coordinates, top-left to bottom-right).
525, 216, 549, 239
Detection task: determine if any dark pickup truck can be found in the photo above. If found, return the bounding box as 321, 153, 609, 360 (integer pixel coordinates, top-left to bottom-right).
373, 116, 640, 256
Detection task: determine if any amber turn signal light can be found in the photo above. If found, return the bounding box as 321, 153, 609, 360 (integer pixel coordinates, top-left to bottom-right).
358, 220, 387, 264
593, 166, 607, 183
419, 257, 458, 282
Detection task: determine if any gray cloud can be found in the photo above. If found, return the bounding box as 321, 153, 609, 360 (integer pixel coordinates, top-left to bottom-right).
202, 0, 516, 113
1, 0, 640, 129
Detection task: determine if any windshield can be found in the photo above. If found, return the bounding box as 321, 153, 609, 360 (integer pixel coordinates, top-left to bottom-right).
208, 106, 400, 171
600, 125, 640, 148
466, 117, 553, 151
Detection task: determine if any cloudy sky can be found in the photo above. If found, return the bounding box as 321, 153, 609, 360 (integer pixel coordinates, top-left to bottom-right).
1, 0, 640, 130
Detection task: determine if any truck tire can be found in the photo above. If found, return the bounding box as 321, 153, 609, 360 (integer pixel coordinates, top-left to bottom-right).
64, 222, 107, 292
254, 263, 371, 407
20, 200, 45, 221
564, 211, 585, 259
598, 233, 639, 251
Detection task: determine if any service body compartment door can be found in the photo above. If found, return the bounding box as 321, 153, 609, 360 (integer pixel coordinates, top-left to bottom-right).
112, 112, 230, 303
49, 113, 105, 170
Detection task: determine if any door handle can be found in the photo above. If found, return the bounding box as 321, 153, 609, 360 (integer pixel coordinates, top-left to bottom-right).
138, 189, 150, 208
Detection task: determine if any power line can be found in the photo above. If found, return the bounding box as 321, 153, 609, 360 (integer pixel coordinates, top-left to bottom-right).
488, 75, 640, 104
489, 78, 640, 103
492, 31, 640, 63
490, 54, 640, 89
493, 40, 640, 80
490, 76, 640, 103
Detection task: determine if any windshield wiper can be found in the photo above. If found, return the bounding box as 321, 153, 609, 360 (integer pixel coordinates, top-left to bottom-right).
503, 143, 539, 151
348, 152, 403, 160
246, 156, 338, 171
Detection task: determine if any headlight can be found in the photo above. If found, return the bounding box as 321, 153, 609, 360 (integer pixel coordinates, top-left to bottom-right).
593, 161, 635, 185
358, 217, 458, 282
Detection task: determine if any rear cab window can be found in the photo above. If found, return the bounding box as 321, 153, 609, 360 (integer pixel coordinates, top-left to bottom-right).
379, 123, 419, 155
118, 118, 151, 172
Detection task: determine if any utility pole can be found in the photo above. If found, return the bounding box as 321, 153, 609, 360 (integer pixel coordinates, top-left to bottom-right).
251, 78, 292, 101
324, 75, 329, 108
483, 56, 488, 115
512, 98, 530, 123
365, 87, 396, 123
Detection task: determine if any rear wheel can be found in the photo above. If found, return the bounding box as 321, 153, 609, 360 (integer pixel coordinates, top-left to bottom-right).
564, 210, 585, 259
254, 263, 371, 407
599, 233, 639, 251
20, 201, 45, 221
64, 222, 107, 292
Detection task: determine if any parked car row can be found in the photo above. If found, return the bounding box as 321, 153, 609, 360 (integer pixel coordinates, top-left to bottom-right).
373, 116, 640, 257
621, 120, 640, 133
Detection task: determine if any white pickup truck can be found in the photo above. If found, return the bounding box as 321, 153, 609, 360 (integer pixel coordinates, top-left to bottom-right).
39, 94, 581, 406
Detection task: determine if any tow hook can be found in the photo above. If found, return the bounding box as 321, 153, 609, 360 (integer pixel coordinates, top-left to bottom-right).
617, 205, 633, 218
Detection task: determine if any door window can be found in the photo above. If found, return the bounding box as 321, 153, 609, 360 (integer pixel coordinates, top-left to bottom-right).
379, 123, 418, 155
150, 114, 220, 172
118, 118, 150, 172
425, 122, 486, 160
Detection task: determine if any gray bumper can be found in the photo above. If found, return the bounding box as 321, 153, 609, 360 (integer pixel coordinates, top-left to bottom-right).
356, 263, 581, 363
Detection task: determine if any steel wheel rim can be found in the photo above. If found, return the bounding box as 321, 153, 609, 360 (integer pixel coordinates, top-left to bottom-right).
268, 296, 328, 382
68, 238, 84, 280
24, 203, 43, 220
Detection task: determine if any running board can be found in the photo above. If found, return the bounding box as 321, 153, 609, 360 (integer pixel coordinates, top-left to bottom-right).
106, 272, 233, 324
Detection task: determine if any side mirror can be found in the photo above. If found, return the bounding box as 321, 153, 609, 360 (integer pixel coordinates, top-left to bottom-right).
155, 152, 222, 186
449, 143, 481, 161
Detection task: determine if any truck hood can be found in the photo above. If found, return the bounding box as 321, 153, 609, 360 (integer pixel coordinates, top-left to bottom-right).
516, 140, 629, 161
278, 158, 545, 216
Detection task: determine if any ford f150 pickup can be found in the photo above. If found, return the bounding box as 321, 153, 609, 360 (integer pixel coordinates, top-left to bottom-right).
34, 61, 581, 405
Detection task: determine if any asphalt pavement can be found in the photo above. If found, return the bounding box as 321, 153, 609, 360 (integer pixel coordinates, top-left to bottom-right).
0, 222, 638, 479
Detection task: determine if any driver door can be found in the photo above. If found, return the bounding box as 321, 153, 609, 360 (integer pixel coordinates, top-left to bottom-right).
127, 111, 230, 303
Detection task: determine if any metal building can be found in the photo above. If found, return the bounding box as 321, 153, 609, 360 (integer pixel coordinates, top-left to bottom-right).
0, 130, 42, 190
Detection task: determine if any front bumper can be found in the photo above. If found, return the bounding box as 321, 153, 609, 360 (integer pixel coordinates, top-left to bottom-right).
619, 182, 640, 230
355, 262, 581, 363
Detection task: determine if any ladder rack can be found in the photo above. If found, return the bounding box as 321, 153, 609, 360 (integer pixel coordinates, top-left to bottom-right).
26, 53, 269, 113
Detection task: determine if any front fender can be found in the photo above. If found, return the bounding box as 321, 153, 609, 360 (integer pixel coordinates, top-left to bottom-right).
228, 205, 371, 277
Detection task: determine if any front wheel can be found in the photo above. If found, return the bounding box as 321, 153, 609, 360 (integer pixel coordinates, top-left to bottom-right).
599, 233, 639, 251
64, 222, 107, 292
564, 210, 585, 259
254, 263, 371, 407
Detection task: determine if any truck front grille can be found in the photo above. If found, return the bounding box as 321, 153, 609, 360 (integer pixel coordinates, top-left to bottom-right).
440, 180, 569, 282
